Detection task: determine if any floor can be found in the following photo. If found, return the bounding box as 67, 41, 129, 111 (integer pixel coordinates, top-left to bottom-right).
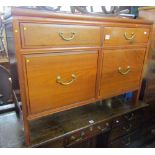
0, 111, 155, 148
0, 103, 15, 114
145, 141, 155, 148
0, 111, 25, 148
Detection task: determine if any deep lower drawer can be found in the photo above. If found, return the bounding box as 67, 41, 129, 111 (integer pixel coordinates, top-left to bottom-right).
100, 48, 146, 98
109, 120, 141, 141
65, 122, 110, 147
108, 129, 141, 148
112, 110, 144, 128
24, 51, 98, 115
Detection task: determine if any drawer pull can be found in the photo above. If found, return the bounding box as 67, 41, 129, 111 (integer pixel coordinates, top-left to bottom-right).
122, 136, 131, 146
59, 32, 76, 41
56, 74, 76, 86
118, 66, 131, 75
122, 124, 132, 132
123, 127, 130, 132
70, 135, 83, 142
124, 113, 134, 121
71, 136, 76, 141
124, 32, 135, 41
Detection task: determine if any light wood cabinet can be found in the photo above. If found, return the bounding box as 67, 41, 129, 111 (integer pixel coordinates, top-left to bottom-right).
5, 7, 152, 146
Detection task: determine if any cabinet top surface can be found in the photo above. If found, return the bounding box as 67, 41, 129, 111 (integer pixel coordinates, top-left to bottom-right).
6, 7, 153, 25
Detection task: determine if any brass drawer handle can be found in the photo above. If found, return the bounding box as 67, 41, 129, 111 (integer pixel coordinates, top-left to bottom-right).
56, 74, 76, 86
124, 32, 135, 40
123, 127, 130, 132
70, 135, 83, 142
123, 124, 132, 132
118, 66, 131, 75
59, 32, 76, 41
122, 136, 131, 146
124, 113, 134, 121
74, 137, 83, 142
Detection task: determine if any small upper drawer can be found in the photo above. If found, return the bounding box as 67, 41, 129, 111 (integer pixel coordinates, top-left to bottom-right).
104, 27, 150, 46
20, 23, 101, 48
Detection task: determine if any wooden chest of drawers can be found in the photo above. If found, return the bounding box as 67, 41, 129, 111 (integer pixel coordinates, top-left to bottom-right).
5, 7, 152, 145
28, 101, 148, 148
108, 110, 144, 147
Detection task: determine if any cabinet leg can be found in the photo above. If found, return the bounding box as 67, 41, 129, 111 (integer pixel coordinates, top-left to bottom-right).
132, 90, 140, 105
23, 119, 31, 146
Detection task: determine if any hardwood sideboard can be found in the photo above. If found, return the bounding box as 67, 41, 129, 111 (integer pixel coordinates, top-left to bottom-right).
5, 7, 153, 146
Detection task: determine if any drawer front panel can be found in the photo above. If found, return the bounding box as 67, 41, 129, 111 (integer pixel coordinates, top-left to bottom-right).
112, 111, 142, 128
145, 87, 155, 101
24, 51, 98, 114
38, 138, 64, 148
109, 129, 141, 148
65, 122, 110, 147
20, 23, 101, 48
110, 120, 141, 141
100, 49, 146, 98
104, 27, 150, 46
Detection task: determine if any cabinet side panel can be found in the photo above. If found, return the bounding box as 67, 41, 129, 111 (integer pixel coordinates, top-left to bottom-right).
5, 22, 20, 91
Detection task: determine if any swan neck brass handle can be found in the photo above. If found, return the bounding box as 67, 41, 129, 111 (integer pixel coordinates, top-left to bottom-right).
118, 66, 131, 75
122, 137, 131, 146
59, 32, 76, 41
56, 74, 76, 86
124, 32, 135, 40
